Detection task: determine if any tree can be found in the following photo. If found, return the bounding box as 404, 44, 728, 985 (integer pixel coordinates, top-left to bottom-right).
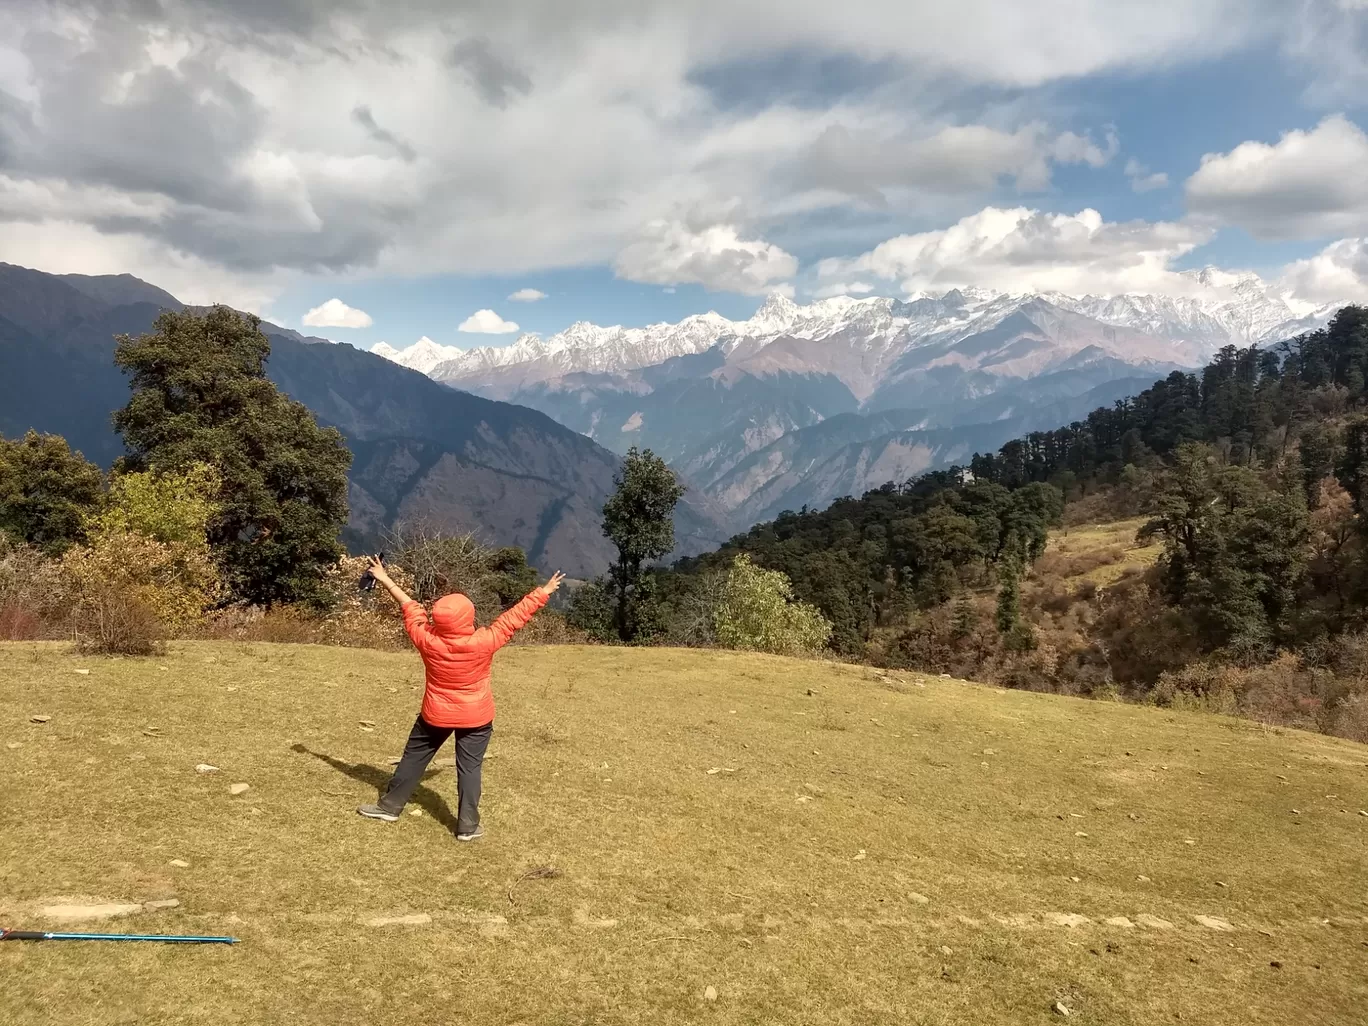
712, 554, 832, 655
0, 431, 104, 555
601, 446, 685, 642
113, 307, 352, 607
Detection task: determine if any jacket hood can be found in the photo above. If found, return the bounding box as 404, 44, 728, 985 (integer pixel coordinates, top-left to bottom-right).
430, 593, 476, 637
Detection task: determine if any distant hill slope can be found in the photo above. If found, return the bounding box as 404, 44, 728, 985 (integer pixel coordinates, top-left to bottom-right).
0, 263, 725, 576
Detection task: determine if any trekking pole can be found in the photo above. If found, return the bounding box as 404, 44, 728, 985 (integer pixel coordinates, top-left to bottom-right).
1, 927, 238, 945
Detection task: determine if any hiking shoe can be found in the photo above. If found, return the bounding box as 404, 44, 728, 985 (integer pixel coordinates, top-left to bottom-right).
357, 803, 400, 822
456, 826, 485, 842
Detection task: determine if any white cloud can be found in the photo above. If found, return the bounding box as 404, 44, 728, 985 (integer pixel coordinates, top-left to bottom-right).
802, 122, 1119, 204
817, 206, 1213, 297
811, 281, 877, 299
457, 309, 520, 333
1279, 237, 1368, 305
0, 0, 1291, 295
0, 215, 283, 312
507, 288, 547, 302
1125, 158, 1169, 193
302, 297, 374, 328
1185, 116, 1368, 240
614, 220, 798, 295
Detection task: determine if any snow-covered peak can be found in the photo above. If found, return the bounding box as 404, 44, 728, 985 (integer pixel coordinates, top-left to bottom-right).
371, 335, 467, 374
368, 277, 1352, 386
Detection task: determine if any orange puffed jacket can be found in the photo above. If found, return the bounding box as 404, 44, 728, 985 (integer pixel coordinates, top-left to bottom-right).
402, 589, 548, 728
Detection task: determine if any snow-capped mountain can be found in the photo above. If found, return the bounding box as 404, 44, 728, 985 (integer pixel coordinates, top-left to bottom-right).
375, 269, 1335, 387
370, 336, 464, 375
370, 273, 1351, 532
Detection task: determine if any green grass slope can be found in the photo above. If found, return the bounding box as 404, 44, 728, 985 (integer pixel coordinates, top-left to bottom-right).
2, 643, 1366, 1025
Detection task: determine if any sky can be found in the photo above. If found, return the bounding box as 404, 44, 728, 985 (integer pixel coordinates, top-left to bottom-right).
1, 0, 1367, 354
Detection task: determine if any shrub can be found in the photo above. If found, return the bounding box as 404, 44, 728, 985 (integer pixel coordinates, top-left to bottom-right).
1328, 692, 1368, 743
62, 528, 222, 635
565, 578, 622, 644
75, 586, 165, 656
0, 532, 68, 639
713, 554, 832, 656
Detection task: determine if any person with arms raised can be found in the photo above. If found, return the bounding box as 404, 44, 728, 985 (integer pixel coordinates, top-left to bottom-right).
357, 556, 565, 841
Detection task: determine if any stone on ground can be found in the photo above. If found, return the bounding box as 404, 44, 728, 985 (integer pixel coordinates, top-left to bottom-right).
229, 782, 250, 795
41, 902, 143, 921
365, 913, 431, 927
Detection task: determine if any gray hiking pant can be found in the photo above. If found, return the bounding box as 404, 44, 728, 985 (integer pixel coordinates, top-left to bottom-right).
379, 715, 493, 834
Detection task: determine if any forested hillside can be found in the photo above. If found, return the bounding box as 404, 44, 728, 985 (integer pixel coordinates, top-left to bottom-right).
663, 306, 1368, 741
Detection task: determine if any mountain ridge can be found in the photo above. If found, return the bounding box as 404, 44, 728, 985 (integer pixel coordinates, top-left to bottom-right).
0, 263, 726, 577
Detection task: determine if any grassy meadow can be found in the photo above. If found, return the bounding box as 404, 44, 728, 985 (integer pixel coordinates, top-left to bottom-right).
2, 641, 1366, 1025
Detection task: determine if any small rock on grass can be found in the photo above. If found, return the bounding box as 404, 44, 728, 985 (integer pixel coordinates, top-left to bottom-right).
365, 913, 431, 927
907, 892, 930, 904
6, 742, 21, 749
940, 945, 953, 956
143, 898, 180, 911
30, 715, 51, 723
1136, 914, 1173, 930
169, 859, 190, 868
1195, 915, 1234, 932
229, 782, 250, 795
703, 986, 718, 1002
74, 669, 90, 676
195, 764, 219, 774
1053, 1001, 1072, 1017
408, 808, 423, 817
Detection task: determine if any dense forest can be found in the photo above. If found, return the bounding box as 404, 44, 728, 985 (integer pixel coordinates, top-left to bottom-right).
661, 306, 1368, 741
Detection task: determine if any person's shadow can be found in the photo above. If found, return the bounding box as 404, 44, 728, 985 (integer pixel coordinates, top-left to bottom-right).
291, 744, 461, 837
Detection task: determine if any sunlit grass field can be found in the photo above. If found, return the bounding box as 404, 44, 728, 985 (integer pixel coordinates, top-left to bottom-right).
2, 642, 1366, 1025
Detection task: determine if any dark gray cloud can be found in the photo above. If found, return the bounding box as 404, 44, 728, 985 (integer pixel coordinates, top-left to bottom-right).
351, 104, 417, 162
688, 49, 905, 114
446, 38, 531, 108
4, 22, 263, 211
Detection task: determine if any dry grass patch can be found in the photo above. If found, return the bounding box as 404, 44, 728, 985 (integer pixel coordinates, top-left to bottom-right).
2, 642, 1366, 1025
1038, 518, 1164, 589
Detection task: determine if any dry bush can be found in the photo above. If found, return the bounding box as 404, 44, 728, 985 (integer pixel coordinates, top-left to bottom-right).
74, 586, 165, 656
506, 609, 588, 646
1327, 693, 1368, 743
0, 534, 69, 639
62, 528, 222, 635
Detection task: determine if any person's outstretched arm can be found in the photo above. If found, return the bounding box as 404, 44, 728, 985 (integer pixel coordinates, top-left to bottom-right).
366, 556, 432, 648
366, 555, 416, 607
487, 571, 565, 649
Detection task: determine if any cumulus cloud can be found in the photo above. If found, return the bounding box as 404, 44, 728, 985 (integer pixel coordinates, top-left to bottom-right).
1279, 237, 1368, 305
302, 297, 373, 328
0, 0, 1349, 302
457, 308, 520, 333
1125, 158, 1169, 193
1186, 115, 1368, 240
800, 123, 1118, 205
811, 281, 877, 299
614, 220, 798, 295
351, 104, 417, 162
817, 206, 1213, 297
507, 287, 547, 302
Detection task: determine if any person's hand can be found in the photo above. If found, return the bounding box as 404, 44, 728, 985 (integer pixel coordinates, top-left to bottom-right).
367, 555, 392, 585
540, 571, 566, 596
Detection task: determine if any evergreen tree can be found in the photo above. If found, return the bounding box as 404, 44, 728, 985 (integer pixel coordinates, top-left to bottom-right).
113, 307, 352, 607
0, 430, 104, 555
600, 447, 685, 642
